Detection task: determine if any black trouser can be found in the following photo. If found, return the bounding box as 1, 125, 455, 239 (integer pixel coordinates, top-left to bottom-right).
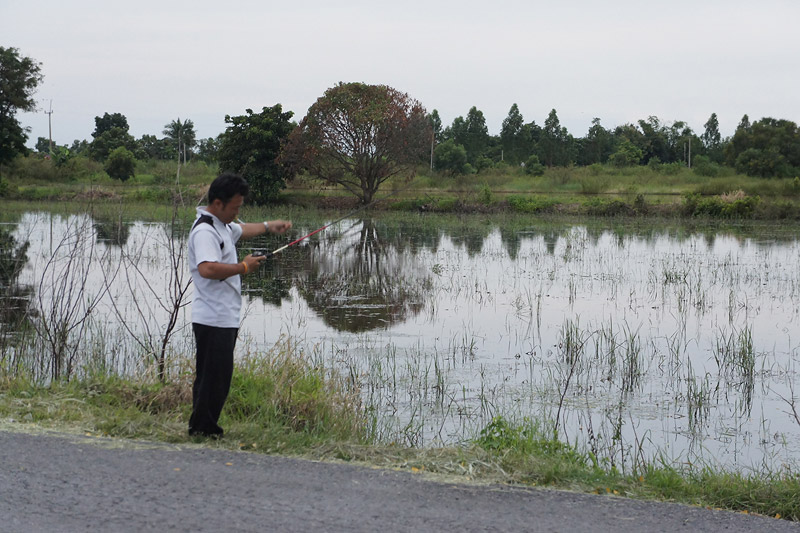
189, 323, 238, 435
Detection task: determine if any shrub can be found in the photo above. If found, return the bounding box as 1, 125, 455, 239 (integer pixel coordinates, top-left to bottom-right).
588, 163, 604, 176
609, 140, 642, 167
478, 182, 493, 205
660, 162, 684, 175
507, 195, 559, 213
524, 155, 545, 176
692, 155, 720, 177
475, 156, 494, 173
683, 192, 760, 218
104, 147, 137, 182
434, 140, 469, 175
578, 175, 610, 194
735, 148, 790, 178
585, 198, 634, 216
648, 156, 662, 172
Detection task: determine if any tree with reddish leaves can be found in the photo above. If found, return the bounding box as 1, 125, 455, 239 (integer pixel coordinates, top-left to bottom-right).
284, 82, 430, 204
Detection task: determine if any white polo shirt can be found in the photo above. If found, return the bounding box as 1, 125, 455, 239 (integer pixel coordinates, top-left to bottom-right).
188, 207, 244, 328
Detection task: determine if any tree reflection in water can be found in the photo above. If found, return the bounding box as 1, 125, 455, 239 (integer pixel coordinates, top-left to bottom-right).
292, 218, 429, 333
0, 227, 32, 340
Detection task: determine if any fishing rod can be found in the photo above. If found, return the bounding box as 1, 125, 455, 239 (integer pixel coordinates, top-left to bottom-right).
254, 182, 416, 258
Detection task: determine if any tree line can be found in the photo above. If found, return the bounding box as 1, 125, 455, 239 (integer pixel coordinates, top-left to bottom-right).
3, 46, 800, 206
430, 105, 800, 180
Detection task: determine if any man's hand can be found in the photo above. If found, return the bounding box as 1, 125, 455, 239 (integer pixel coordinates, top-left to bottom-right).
266, 220, 292, 234
242, 253, 267, 273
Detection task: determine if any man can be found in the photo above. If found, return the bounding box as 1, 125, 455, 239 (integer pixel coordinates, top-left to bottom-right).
187, 173, 291, 437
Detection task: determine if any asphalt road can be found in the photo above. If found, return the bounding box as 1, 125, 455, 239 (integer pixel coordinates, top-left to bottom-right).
1, 428, 796, 532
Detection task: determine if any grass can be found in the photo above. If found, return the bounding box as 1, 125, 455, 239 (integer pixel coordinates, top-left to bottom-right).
0, 344, 367, 452
1, 356, 797, 521
5, 155, 800, 219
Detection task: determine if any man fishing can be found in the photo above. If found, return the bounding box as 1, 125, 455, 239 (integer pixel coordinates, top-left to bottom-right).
187, 172, 291, 438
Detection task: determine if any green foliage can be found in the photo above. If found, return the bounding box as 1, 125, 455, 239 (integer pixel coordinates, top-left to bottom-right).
475, 416, 587, 467
104, 147, 136, 182
162, 118, 196, 164
660, 162, 684, 175
539, 108, 574, 167
609, 140, 643, 167
735, 148, 790, 178
692, 155, 720, 177
92, 112, 129, 138
434, 139, 468, 175
478, 182, 493, 205
500, 103, 526, 165
507, 195, 559, 213
0, 47, 43, 165
0, 176, 10, 197
218, 105, 295, 204
588, 163, 605, 176
683, 193, 760, 218
727, 117, 800, 177
524, 154, 545, 176
90, 126, 136, 162
585, 197, 635, 216
578, 174, 610, 194
579, 118, 614, 165
647, 156, 662, 172
463, 106, 490, 165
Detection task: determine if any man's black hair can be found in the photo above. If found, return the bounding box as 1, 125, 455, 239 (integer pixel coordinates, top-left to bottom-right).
208, 173, 249, 204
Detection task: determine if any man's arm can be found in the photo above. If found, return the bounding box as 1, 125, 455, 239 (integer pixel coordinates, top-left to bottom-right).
197, 259, 263, 280
239, 220, 292, 240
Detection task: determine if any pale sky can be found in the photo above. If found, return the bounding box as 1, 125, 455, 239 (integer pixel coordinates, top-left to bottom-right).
3, 0, 799, 147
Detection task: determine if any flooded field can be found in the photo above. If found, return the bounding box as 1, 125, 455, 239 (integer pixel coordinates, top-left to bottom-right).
3, 209, 800, 474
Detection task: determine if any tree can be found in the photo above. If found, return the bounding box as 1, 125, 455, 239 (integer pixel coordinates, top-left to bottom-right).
0, 47, 43, 165
500, 104, 525, 165
104, 146, 136, 181
702, 113, 721, 151
609, 139, 643, 167
434, 139, 469, 175
728, 117, 800, 177
284, 82, 430, 204
429, 109, 443, 144
137, 134, 171, 160
89, 112, 135, 161
539, 109, 573, 167
725, 114, 752, 167
524, 154, 545, 176
92, 112, 129, 139
636, 116, 670, 163
163, 118, 196, 165
218, 105, 295, 204
578, 118, 614, 165
463, 106, 490, 165
196, 136, 220, 163
35, 136, 51, 153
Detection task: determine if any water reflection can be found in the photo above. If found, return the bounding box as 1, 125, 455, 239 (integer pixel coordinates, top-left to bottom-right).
93, 214, 130, 246
0, 225, 32, 335
293, 219, 428, 333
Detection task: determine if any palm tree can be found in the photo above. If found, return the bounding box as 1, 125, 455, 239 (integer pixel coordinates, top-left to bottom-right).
162, 118, 196, 167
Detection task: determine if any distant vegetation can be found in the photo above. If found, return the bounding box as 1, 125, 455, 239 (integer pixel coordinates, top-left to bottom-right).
2, 46, 800, 212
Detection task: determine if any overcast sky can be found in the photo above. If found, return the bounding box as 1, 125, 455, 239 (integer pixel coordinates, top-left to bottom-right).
3, 0, 799, 147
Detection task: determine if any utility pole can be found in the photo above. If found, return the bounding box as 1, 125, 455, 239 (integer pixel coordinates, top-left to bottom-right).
688, 137, 691, 169
45, 100, 54, 154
